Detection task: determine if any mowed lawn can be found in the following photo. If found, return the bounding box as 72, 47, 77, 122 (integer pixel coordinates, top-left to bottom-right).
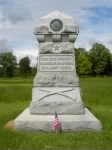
0, 77, 112, 149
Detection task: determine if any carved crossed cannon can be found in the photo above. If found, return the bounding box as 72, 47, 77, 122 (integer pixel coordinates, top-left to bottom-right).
37, 88, 76, 102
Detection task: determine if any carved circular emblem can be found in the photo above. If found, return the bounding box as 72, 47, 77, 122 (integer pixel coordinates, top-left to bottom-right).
50, 19, 63, 32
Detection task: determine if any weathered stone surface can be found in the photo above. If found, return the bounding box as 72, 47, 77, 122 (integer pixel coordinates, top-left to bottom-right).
15, 108, 102, 131
15, 11, 102, 132
33, 11, 79, 88
40, 42, 74, 54
34, 11, 78, 34
33, 72, 79, 87
30, 87, 84, 115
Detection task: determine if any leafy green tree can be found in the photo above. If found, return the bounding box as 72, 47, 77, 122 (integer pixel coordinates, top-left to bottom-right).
0, 52, 16, 77
89, 43, 111, 75
75, 48, 85, 74
104, 53, 112, 75
19, 56, 31, 76
108, 53, 112, 75
78, 53, 92, 75
0, 65, 3, 77
32, 67, 37, 76
75, 48, 91, 75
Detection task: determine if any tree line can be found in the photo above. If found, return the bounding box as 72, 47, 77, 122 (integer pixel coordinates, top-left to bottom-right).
0, 54, 36, 77
0, 43, 112, 77
75, 43, 112, 76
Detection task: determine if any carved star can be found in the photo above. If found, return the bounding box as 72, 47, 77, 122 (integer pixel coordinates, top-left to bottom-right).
53, 44, 60, 53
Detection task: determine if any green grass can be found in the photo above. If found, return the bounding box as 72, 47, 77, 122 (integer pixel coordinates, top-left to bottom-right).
0, 77, 112, 149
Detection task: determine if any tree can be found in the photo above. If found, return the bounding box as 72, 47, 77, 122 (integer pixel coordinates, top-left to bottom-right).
89, 43, 111, 75
104, 52, 112, 75
75, 48, 92, 75
19, 56, 31, 76
0, 65, 3, 77
78, 53, 92, 75
0, 52, 16, 77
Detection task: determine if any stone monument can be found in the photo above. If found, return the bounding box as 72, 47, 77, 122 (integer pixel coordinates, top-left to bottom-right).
15, 11, 102, 131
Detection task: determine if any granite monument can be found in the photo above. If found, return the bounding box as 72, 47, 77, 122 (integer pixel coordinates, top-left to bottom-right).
15, 11, 102, 131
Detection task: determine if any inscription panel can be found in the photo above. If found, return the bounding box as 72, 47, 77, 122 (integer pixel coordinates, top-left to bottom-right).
39, 55, 74, 72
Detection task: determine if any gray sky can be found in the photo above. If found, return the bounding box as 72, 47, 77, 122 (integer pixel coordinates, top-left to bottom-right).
0, 0, 112, 65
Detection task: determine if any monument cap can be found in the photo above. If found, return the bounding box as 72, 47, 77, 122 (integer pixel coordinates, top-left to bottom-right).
34, 10, 79, 34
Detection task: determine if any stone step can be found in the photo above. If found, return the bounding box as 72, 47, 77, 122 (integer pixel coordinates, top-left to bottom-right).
15, 108, 102, 131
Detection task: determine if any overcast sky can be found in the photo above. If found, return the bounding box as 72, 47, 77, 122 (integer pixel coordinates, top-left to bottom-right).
0, 0, 112, 65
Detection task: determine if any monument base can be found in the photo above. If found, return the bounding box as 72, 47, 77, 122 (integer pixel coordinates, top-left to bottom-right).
15, 108, 102, 131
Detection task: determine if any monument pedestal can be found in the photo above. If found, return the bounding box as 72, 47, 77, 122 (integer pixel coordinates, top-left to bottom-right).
30, 87, 84, 115
15, 108, 102, 131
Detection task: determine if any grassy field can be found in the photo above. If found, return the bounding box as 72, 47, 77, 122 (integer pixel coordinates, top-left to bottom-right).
0, 77, 112, 149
